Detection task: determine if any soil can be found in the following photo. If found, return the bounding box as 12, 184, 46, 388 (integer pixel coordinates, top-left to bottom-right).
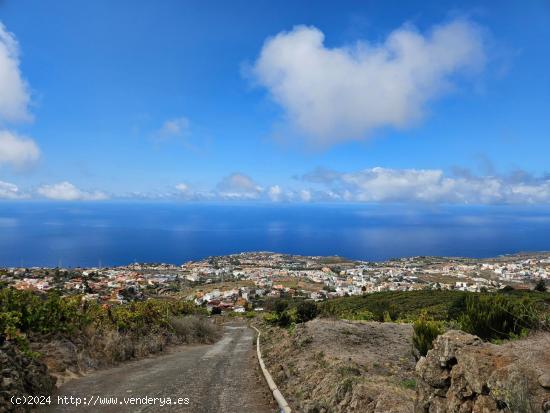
260, 318, 416, 412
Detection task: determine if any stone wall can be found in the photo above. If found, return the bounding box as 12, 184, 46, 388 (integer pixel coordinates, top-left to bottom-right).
415, 330, 550, 413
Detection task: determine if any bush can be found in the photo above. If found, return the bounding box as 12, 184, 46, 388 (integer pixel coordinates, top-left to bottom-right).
335, 309, 375, 321
0, 287, 205, 349
318, 290, 467, 321
189, 316, 221, 343
534, 279, 547, 293
273, 300, 289, 315
296, 301, 319, 323
458, 294, 539, 341
413, 313, 444, 357
277, 311, 292, 327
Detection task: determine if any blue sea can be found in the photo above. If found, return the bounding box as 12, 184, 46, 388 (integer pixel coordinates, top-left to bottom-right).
1, 202, 550, 267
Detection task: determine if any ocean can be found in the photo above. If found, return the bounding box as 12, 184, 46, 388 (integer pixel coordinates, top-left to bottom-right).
1, 202, 550, 267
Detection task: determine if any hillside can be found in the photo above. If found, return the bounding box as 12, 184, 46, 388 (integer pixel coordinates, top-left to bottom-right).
260, 319, 417, 412
260, 319, 550, 413
319, 289, 550, 321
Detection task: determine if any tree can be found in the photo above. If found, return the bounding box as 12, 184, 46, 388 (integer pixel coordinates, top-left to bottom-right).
273, 299, 288, 315
296, 301, 319, 323
534, 278, 547, 292
277, 311, 292, 327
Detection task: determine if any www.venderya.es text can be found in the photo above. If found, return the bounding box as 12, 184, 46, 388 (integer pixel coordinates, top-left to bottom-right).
11, 395, 190, 407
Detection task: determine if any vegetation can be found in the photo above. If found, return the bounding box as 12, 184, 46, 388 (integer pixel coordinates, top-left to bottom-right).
413, 312, 445, 356
296, 300, 319, 323
318, 289, 550, 343
401, 378, 417, 390
0, 287, 208, 353
458, 294, 539, 341
319, 290, 466, 321
264, 298, 321, 327
168, 315, 220, 343
534, 278, 547, 293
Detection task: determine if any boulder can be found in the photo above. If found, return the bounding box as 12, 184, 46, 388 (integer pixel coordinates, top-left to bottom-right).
0, 341, 56, 412
415, 330, 550, 413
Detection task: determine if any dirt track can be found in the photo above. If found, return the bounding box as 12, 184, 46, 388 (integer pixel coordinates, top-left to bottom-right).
40, 322, 275, 413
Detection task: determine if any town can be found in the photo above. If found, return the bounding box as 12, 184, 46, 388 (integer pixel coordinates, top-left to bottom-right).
1, 252, 549, 312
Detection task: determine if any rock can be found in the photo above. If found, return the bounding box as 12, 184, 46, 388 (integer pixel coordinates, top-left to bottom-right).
415, 330, 550, 413
472, 395, 498, 413
0, 341, 56, 412
539, 374, 550, 389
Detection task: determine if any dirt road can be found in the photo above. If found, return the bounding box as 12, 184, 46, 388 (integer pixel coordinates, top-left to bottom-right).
40, 322, 276, 413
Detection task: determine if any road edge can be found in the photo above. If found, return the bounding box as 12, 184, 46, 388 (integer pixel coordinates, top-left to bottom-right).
250, 325, 292, 413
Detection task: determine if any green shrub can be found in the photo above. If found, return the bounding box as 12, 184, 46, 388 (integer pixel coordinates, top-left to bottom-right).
263, 312, 279, 324
402, 378, 417, 390
296, 301, 319, 323
277, 311, 292, 327
413, 313, 444, 357
0, 287, 203, 350
336, 309, 375, 321
273, 300, 289, 315
318, 290, 470, 321
534, 279, 547, 293
458, 294, 539, 341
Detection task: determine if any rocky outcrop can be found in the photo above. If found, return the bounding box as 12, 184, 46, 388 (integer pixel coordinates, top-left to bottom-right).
415, 330, 550, 413
0, 340, 56, 412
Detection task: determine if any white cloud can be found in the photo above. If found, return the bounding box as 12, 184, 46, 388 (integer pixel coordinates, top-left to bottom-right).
0, 23, 32, 123
154, 117, 190, 140
300, 167, 550, 204
175, 183, 189, 193
216, 173, 263, 199
0, 130, 40, 167
299, 189, 312, 202
0, 180, 26, 199
252, 19, 485, 146
0, 23, 40, 168
267, 185, 283, 201
37, 181, 108, 201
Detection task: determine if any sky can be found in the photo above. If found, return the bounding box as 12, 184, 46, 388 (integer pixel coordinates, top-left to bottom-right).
0, 0, 549, 204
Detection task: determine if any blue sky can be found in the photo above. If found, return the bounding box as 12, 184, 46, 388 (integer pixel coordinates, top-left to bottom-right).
0, 0, 549, 203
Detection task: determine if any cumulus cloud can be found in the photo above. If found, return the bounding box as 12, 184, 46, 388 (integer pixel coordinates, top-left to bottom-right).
0, 130, 40, 167
0, 23, 40, 168
0, 22, 32, 123
300, 167, 550, 204
37, 182, 108, 201
267, 185, 283, 201
173, 182, 209, 200
154, 117, 190, 140
175, 183, 189, 193
299, 189, 312, 202
252, 19, 485, 146
0, 180, 26, 199
216, 173, 263, 199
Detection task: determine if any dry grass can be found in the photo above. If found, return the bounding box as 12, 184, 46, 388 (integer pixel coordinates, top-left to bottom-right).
168, 315, 221, 344
38, 316, 222, 386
